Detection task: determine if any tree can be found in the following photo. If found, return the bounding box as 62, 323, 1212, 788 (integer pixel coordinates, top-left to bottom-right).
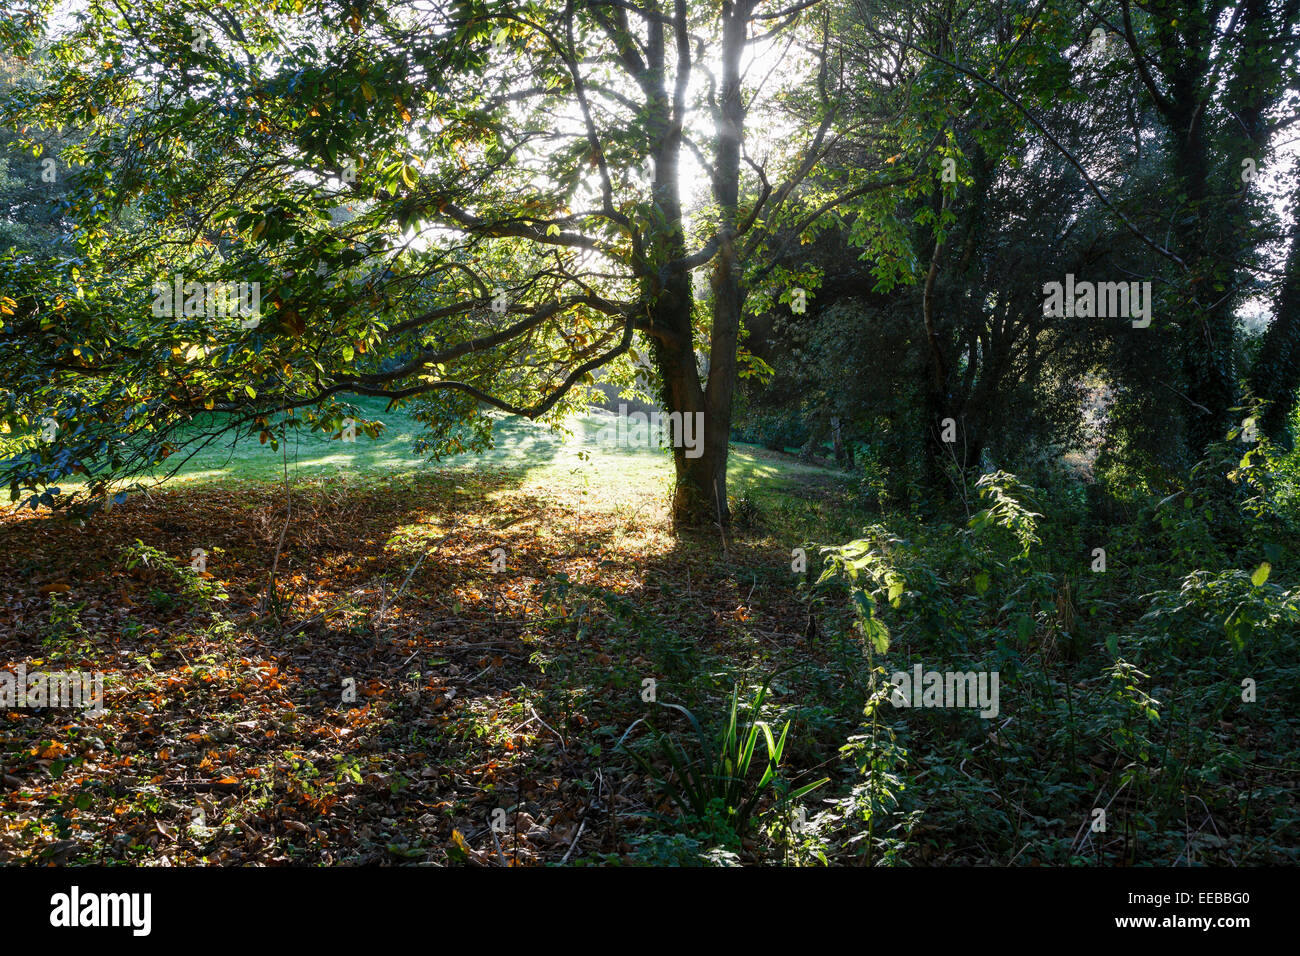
1111, 0, 1300, 451
1250, 167, 1300, 443
0, 0, 916, 528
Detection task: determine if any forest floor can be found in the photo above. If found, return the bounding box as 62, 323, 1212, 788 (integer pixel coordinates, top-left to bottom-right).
0, 416, 863, 865
4, 408, 1295, 866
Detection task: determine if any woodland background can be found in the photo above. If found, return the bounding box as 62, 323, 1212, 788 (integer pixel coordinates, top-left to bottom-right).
0, 0, 1297, 865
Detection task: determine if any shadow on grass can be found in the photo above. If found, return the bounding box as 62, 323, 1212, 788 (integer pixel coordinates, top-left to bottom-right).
0, 464, 835, 865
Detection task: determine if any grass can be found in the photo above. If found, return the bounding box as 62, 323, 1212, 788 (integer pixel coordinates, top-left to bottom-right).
11, 394, 842, 508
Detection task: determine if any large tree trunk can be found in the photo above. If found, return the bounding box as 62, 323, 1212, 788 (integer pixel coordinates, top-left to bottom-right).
634, 1, 714, 530
1156, 0, 1281, 454
649, 119, 709, 526
1173, 113, 1238, 452
661, 0, 752, 531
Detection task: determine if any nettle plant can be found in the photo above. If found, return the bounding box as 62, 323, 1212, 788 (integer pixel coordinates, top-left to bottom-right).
121, 538, 228, 607
1139, 565, 1300, 658
803, 533, 926, 865
817, 530, 908, 655
962, 471, 1064, 649
816, 521, 984, 655
967, 470, 1043, 563
1149, 425, 1294, 576
817, 665, 911, 866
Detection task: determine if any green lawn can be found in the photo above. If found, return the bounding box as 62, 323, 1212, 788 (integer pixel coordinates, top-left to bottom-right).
23, 395, 842, 505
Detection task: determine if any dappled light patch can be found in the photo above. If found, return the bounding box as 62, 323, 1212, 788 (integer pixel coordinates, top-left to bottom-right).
0, 470, 833, 864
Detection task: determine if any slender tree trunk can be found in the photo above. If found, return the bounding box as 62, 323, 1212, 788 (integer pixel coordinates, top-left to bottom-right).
921, 192, 951, 486
1252, 172, 1300, 443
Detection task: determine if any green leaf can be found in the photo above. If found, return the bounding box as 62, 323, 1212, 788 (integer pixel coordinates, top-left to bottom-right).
1251, 562, 1270, 587
1224, 607, 1249, 652
862, 616, 890, 654
886, 571, 906, 607
386, 842, 424, 859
